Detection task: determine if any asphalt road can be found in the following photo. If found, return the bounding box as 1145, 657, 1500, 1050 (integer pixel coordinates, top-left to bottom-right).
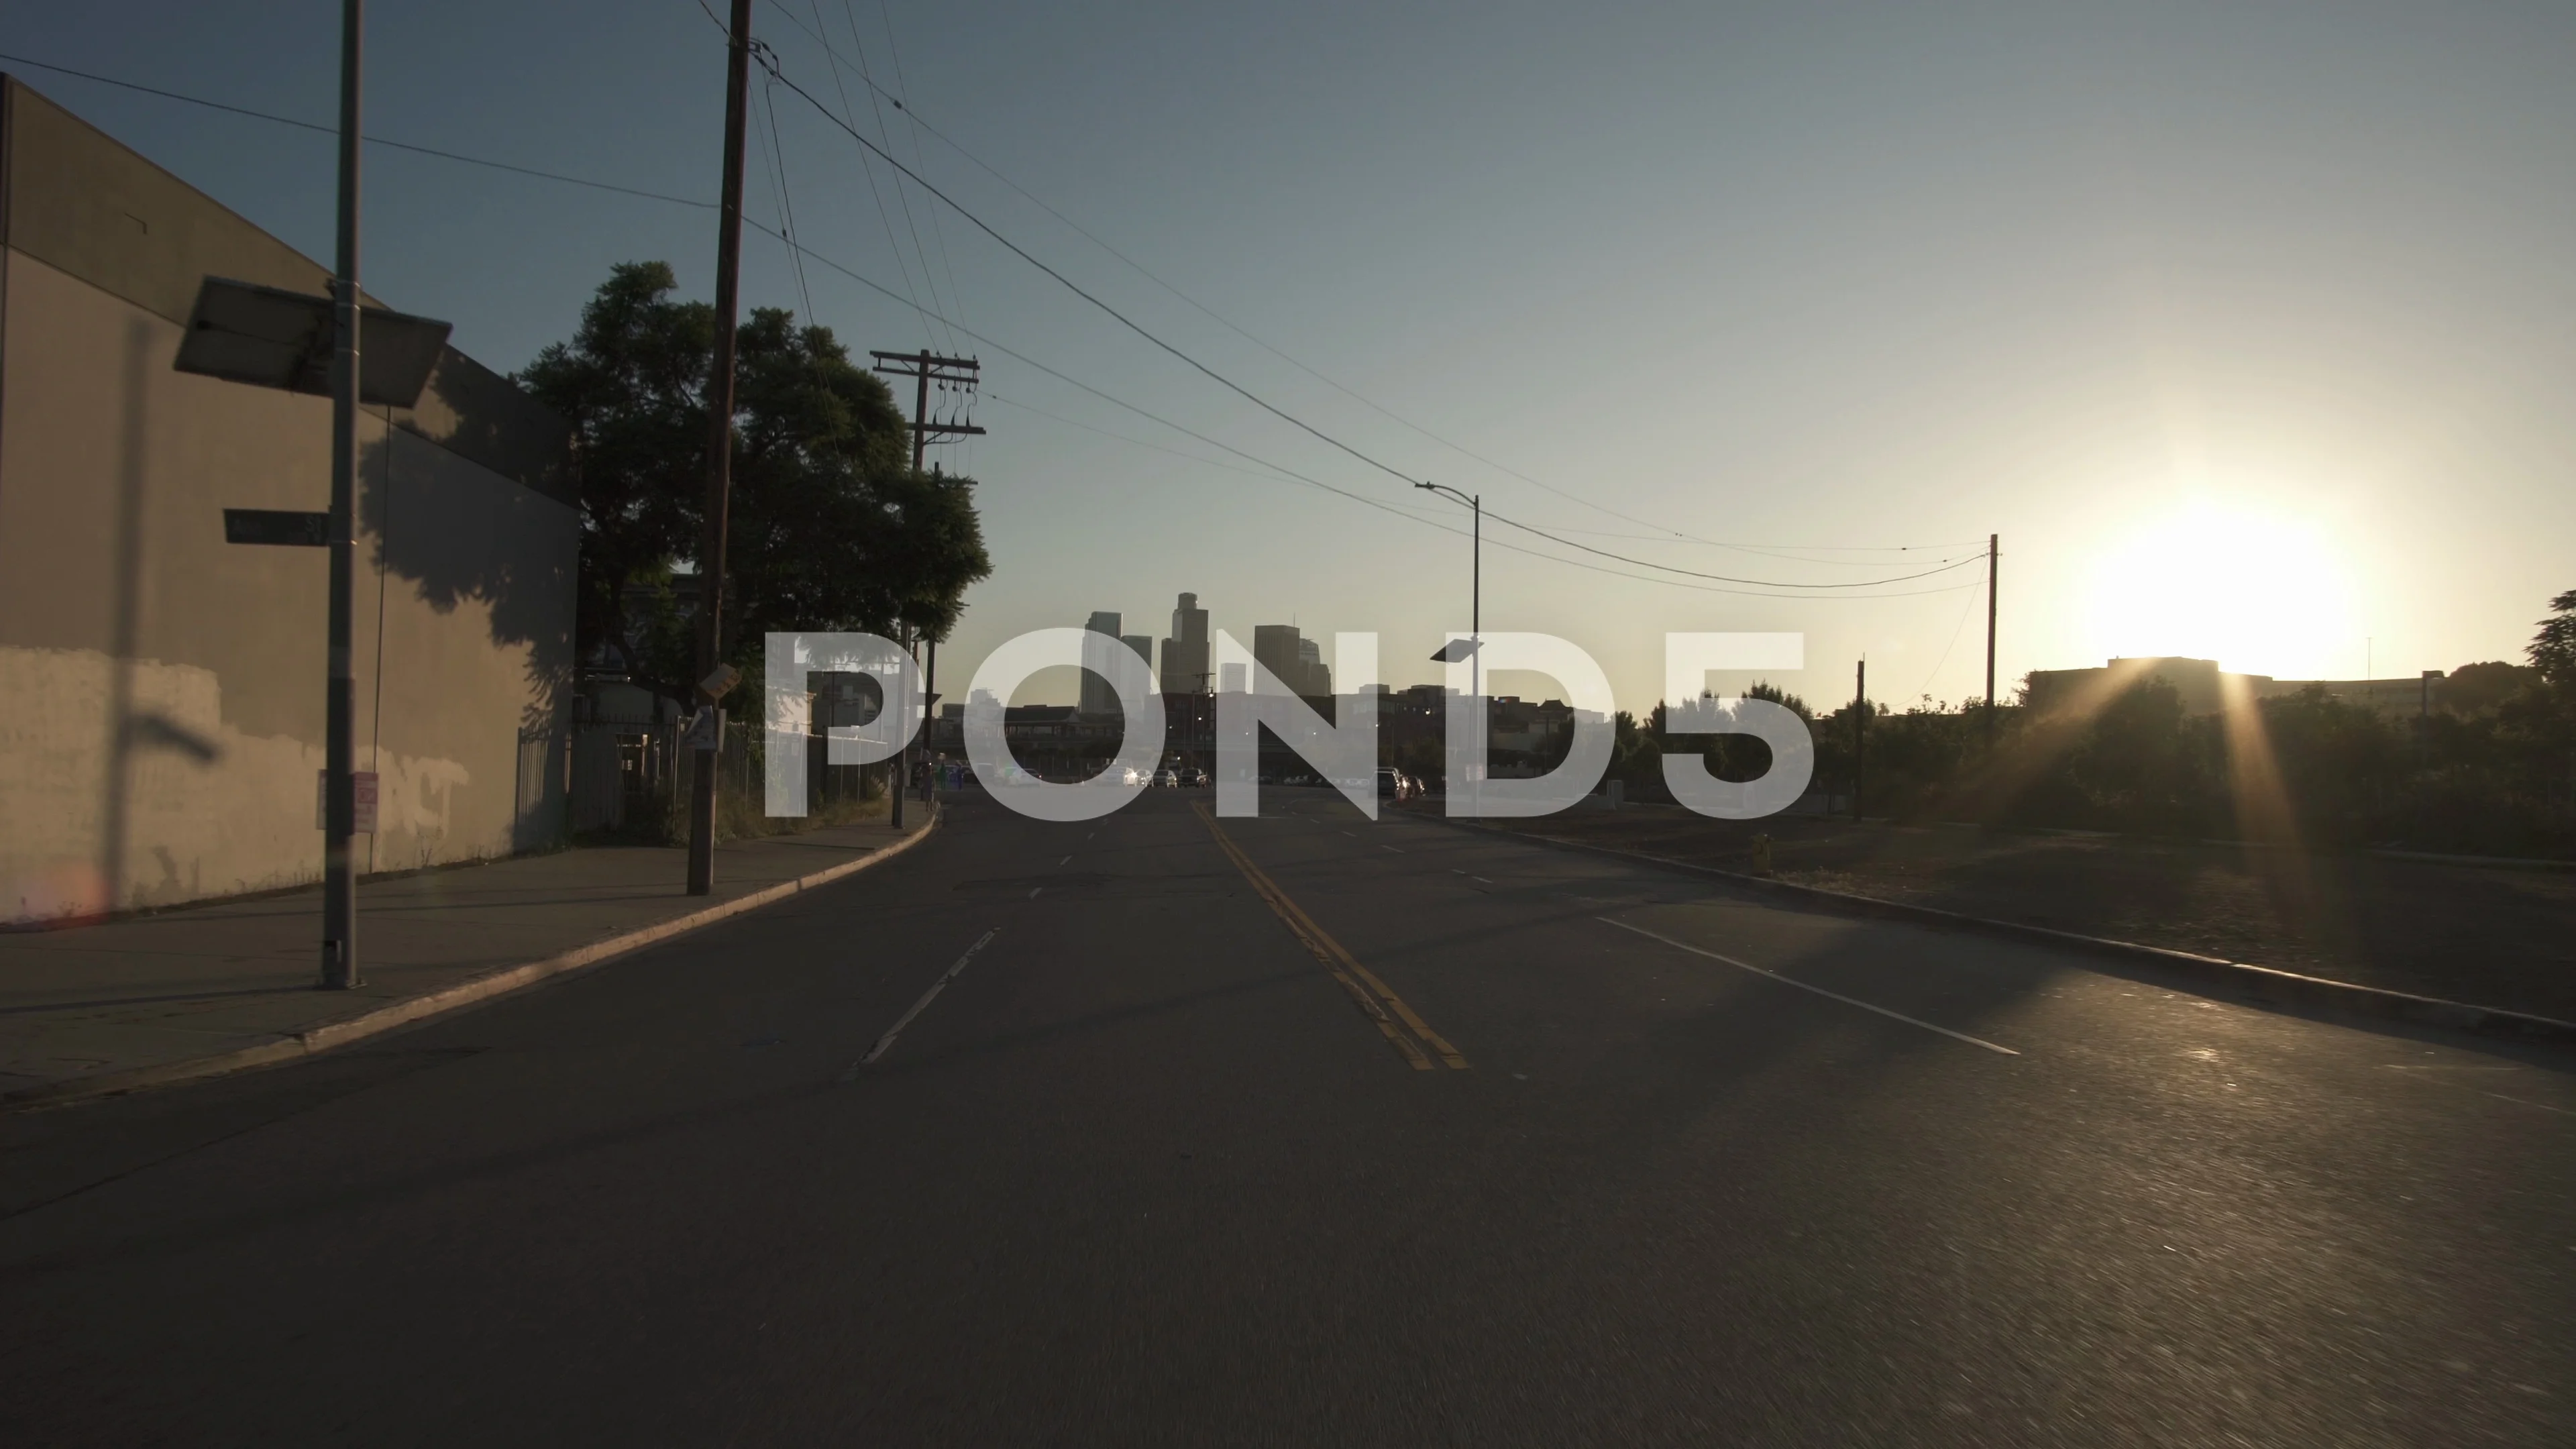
3, 788, 2570, 1446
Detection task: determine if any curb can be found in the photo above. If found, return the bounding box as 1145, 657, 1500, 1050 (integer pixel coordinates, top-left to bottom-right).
3, 808, 943, 1111
1409, 808, 2576, 1049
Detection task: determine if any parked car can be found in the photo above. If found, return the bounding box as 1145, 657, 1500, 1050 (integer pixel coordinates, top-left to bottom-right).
1154, 768, 1180, 787
1375, 767, 1407, 801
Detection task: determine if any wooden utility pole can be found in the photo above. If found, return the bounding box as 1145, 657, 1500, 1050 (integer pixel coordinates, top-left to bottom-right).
866, 353, 981, 828
1853, 659, 1867, 823
686, 0, 755, 896
1983, 533, 1998, 745
869, 350, 986, 469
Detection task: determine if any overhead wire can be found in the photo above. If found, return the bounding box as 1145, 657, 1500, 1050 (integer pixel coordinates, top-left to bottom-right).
743, 6, 1967, 561
748, 48, 818, 327
865, 0, 972, 345
798, 0, 940, 349
750, 57, 1977, 591
6, 44, 1983, 601
0, 48, 716, 211
740, 217, 1977, 598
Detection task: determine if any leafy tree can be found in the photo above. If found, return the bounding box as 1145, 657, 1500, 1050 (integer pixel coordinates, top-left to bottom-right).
2530, 589, 2576, 686
519, 262, 990, 695
2440, 660, 2533, 715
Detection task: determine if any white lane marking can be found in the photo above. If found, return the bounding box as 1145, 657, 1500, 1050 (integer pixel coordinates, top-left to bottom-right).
1028, 886, 1042, 899
1474, 877, 1495, 884
1342, 830, 1356, 838
1059, 854, 1071, 865
1452, 869, 1466, 875
859, 928, 1000, 1066
1599, 918, 2019, 1057
1381, 845, 1403, 853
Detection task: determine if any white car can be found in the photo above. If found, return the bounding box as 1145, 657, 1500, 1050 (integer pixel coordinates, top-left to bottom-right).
1154, 768, 1181, 787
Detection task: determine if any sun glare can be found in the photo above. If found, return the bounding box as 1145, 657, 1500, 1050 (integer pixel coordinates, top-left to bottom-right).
2086, 499, 2359, 680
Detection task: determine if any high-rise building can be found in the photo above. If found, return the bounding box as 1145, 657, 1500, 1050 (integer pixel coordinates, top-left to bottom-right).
1251, 625, 1332, 696
1120, 634, 1155, 686
1081, 611, 1122, 718
1161, 592, 1211, 695
1297, 637, 1330, 697
1219, 661, 1248, 694
1252, 625, 1305, 696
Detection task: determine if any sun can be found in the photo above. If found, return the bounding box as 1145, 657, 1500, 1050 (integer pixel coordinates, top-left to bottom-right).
2085, 498, 2358, 680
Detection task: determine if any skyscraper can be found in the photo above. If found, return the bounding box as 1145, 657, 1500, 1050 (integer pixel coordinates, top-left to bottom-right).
1081, 611, 1121, 718
1252, 625, 1305, 696
1297, 637, 1330, 697
1161, 592, 1211, 695
1252, 625, 1332, 697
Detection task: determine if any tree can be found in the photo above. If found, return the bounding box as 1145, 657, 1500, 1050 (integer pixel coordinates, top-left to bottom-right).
519, 262, 990, 695
2531, 588, 2576, 686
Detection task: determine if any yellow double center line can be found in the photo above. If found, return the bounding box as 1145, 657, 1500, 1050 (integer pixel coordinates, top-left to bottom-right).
1195, 804, 1468, 1071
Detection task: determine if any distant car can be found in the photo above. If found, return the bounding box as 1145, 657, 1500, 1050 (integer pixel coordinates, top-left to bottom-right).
1154, 768, 1180, 787
1187, 768, 1210, 787
1375, 767, 1406, 800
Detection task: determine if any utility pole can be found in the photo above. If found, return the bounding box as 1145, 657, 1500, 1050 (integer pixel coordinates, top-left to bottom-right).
869, 350, 986, 470
686, 0, 755, 896
320, 0, 365, 987
1416, 482, 1482, 810
1983, 533, 1998, 747
890, 629, 914, 829
1853, 659, 1867, 824
864, 350, 981, 830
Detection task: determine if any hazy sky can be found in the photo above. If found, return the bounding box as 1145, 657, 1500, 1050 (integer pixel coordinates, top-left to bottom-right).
12, 1, 2571, 712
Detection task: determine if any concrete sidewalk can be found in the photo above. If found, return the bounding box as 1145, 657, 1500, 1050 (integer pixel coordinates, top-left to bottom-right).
0, 809, 939, 1108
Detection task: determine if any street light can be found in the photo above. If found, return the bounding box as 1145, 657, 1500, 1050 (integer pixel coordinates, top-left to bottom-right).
169, 2, 447, 991
1416, 482, 1481, 808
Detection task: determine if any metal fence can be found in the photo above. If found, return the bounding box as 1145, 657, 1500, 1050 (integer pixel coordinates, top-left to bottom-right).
568, 719, 877, 839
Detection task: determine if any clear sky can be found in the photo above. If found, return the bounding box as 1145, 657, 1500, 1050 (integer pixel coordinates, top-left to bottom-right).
11, 1, 2571, 712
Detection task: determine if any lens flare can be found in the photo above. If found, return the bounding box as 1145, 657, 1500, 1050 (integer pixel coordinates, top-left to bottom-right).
2086, 499, 2357, 678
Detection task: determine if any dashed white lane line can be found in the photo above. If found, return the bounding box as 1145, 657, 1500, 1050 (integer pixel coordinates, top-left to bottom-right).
1028, 886, 1042, 900
1059, 854, 1071, 865
1599, 918, 2019, 1056
857, 928, 1000, 1066
1381, 845, 1403, 853
1474, 876, 1495, 884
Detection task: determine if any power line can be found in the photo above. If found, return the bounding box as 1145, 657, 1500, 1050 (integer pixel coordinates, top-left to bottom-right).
742, 8, 1972, 561
753, 60, 1443, 489
750, 66, 817, 326
798, 0, 939, 348
763, 2, 956, 354
8, 46, 1985, 600
863, 0, 971, 345
1477, 512, 1984, 588
754, 57, 1978, 591
0, 49, 716, 210
14, 42, 1980, 575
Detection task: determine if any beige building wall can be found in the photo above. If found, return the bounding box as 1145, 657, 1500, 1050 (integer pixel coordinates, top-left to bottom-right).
0, 78, 575, 924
